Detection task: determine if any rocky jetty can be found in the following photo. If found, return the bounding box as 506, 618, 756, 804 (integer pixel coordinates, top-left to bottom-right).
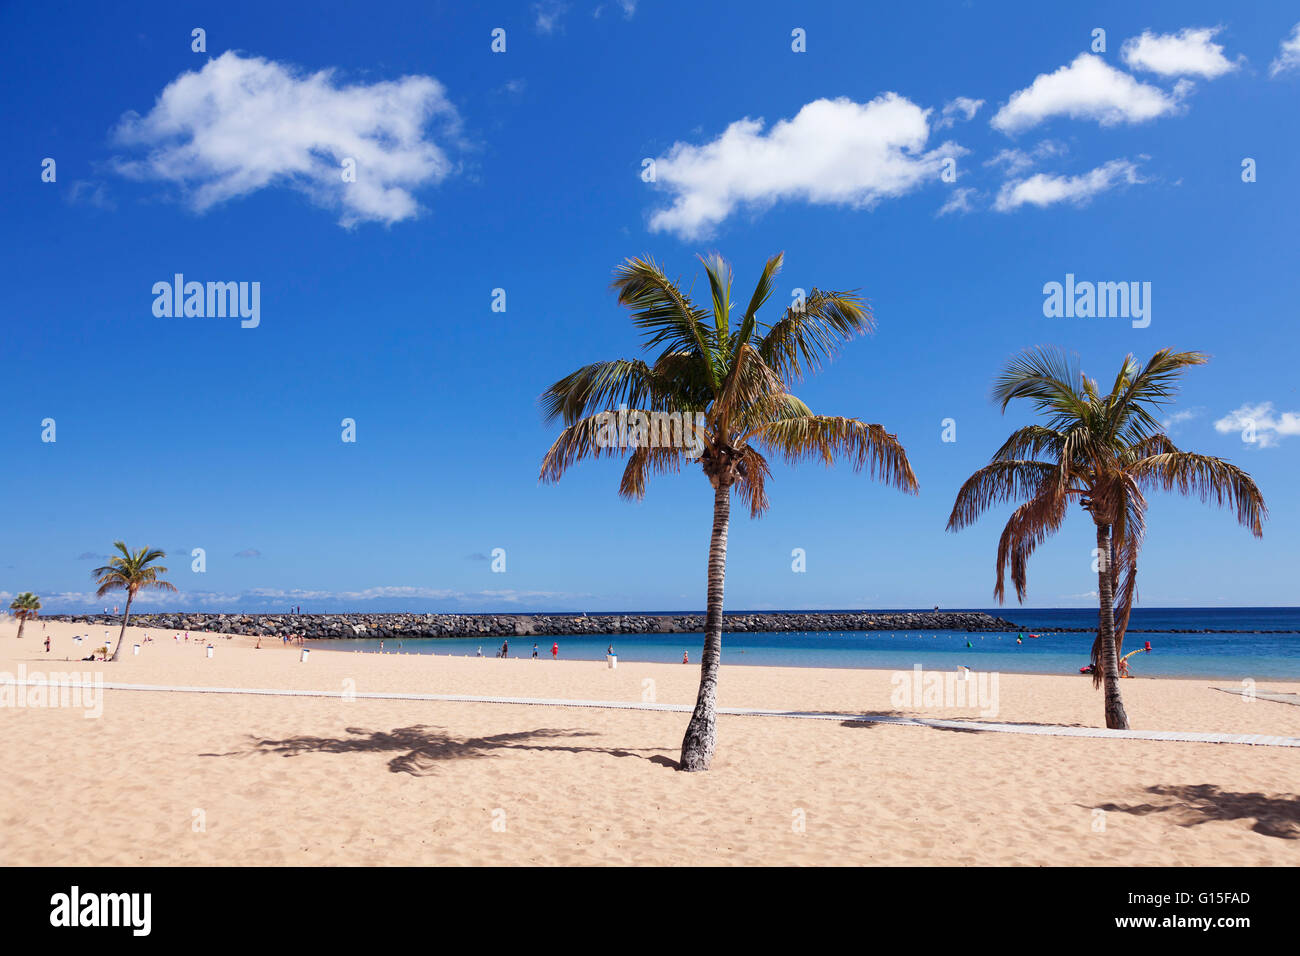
44, 610, 1020, 639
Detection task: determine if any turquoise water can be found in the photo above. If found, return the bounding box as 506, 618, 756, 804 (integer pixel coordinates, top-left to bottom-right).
309, 612, 1300, 680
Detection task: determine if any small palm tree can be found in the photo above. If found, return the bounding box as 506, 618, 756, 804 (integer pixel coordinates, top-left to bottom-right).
540, 253, 917, 770
9, 592, 41, 639
93, 542, 176, 662
947, 347, 1265, 729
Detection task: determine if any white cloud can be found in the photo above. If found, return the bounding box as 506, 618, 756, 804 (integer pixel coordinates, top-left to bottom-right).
1162, 408, 1202, 432
936, 96, 984, 128
534, 1, 569, 34
1270, 23, 1300, 77
1122, 27, 1240, 78
938, 186, 977, 216
991, 54, 1189, 132
245, 586, 586, 604
112, 51, 461, 227
66, 180, 116, 210
984, 139, 1066, 175
1214, 402, 1300, 448
26, 586, 590, 611
647, 94, 962, 238
993, 159, 1143, 211
594, 0, 637, 18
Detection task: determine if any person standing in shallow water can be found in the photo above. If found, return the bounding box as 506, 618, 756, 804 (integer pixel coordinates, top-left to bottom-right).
532, 643, 539, 659
551, 642, 558, 660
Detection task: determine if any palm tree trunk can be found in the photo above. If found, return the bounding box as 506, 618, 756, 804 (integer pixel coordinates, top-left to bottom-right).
1095, 523, 1129, 730
15, 616, 26, 641
679, 478, 732, 772
109, 592, 134, 662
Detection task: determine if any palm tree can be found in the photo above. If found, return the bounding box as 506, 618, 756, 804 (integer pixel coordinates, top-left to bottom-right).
947, 347, 1265, 729
539, 253, 917, 771
92, 542, 176, 662
9, 592, 41, 640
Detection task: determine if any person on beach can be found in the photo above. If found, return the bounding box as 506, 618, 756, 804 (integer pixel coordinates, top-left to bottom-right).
551, 642, 558, 660
476, 646, 482, 657
44, 636, 50, 653
532, 643, 539, 659
683, 651, 689, 664
500, 640, 509, 658
607, 644, 614, 657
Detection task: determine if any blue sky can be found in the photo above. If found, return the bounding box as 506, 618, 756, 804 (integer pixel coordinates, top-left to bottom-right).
3, 0, 1299, 613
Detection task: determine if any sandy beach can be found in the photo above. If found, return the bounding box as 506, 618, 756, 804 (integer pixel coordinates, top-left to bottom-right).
2, 618, 1297, 866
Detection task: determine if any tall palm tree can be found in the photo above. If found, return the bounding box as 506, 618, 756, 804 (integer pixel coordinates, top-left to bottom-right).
947, 347, 1265, 729
540, 253, 918, 771
9, 592, 41, 640
92, 542, 176, 662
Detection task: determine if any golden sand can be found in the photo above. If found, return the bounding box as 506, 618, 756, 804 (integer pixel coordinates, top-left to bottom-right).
1, 618, 1296, 865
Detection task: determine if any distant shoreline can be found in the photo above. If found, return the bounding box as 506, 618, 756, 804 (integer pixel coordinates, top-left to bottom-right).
43, 609, 1020, 639
39, 608, 1300, 636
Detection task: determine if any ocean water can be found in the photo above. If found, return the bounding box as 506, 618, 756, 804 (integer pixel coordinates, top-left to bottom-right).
307, 607, 1300, 680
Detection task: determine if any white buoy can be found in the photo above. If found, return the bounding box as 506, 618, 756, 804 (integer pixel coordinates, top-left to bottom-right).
205, 644, 214, 658
133, 644, 140, 656
300, 648, 310, 662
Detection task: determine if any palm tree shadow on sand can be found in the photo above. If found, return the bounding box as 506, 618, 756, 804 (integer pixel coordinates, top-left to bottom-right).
1088, 784, 1300, 840
202, 725, 674, 776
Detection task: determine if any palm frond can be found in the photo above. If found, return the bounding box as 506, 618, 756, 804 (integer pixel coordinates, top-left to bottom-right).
994, 483, 1069, 603
539, 359, 683, 426
748, 415, 917, 493
947, 460, 1059, 531
733, 252, 783, 358
619, 443, 687, 501
732, 446, 772, 518
755, 289, 872, 383
699, 252, 733, 354
1130, 451, 1267, 535
992, 346, 1090, 421
611, 257, 717, 390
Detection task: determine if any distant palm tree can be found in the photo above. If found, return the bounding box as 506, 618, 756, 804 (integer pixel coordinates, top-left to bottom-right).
9, 592, 41, 640
947, 347, 1265, 729
93, 542, 176, 662
540, 253, 917, 770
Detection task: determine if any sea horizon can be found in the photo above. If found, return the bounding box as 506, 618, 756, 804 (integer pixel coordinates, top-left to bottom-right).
284, 605, 1299, 680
